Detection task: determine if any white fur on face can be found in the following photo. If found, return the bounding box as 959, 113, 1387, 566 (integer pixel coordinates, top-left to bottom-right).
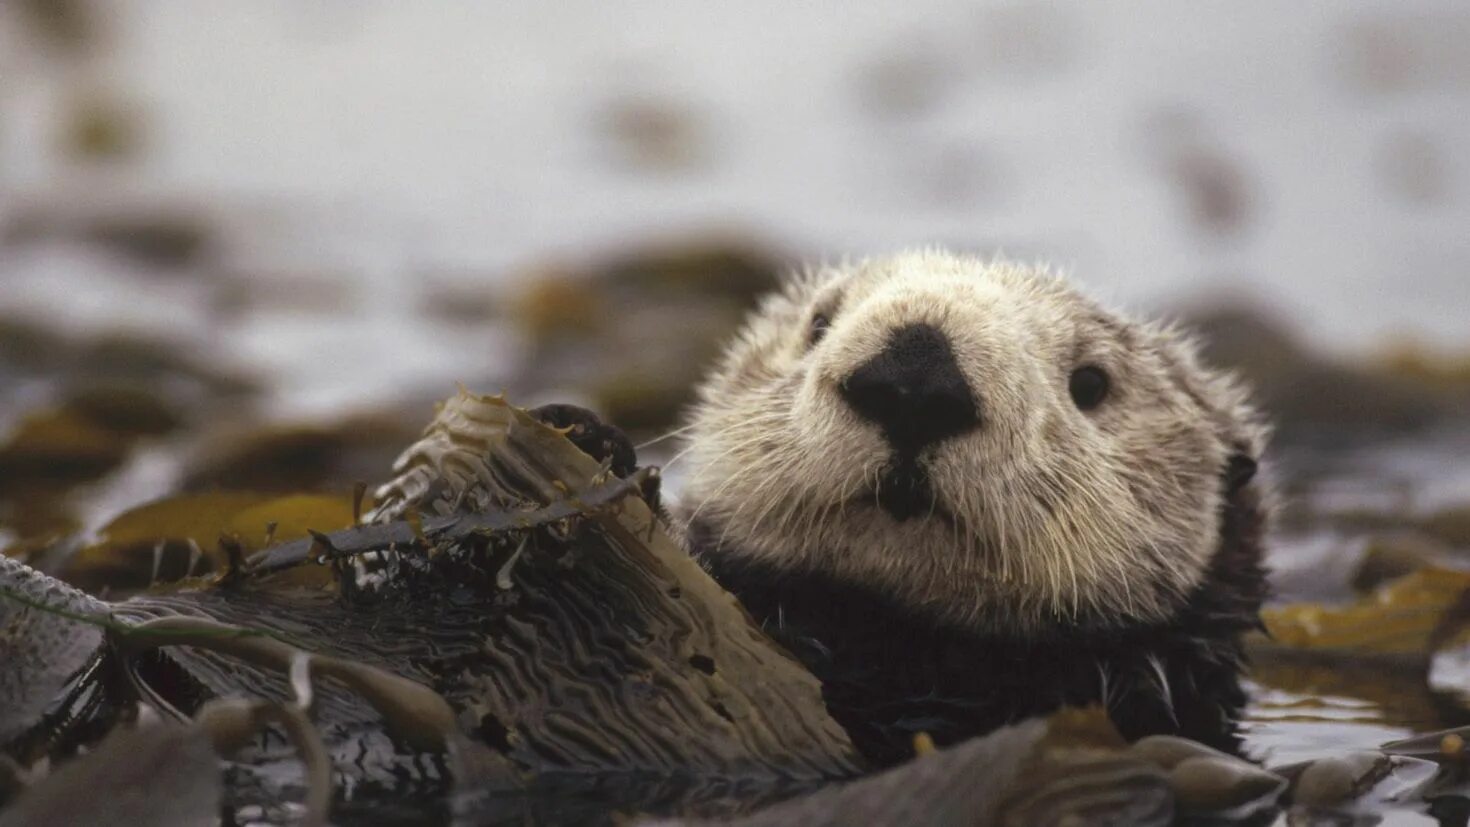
678, 250, 1267, 634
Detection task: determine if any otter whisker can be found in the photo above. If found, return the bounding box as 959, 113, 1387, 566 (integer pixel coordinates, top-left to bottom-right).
635, 421, 702, 450
714, 451, 803, 557
663, 413, 789, 472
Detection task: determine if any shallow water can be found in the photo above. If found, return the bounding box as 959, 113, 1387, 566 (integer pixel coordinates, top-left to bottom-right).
1228, 431, 1470, 824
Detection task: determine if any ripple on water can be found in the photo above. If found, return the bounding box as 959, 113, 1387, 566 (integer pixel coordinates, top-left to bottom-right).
1243, 682, 1416, 768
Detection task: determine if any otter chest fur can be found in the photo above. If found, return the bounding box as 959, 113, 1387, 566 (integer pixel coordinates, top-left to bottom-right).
674, 250, 1270, 766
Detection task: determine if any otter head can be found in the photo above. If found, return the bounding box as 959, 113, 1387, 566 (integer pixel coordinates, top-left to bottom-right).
679, 250, 1267, 635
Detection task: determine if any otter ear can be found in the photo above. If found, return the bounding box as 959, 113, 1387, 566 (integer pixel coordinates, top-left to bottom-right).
1224, 452, 1258, 494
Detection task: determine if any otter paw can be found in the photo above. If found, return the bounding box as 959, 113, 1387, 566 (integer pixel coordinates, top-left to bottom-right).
529, 403, 638, 479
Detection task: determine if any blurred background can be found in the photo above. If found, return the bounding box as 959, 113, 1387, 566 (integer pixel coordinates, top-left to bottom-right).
2, 0, 1470, 781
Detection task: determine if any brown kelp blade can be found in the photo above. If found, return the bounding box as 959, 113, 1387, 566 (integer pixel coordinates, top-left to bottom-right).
5, 390, 860, 822
657, 710, 1300, 827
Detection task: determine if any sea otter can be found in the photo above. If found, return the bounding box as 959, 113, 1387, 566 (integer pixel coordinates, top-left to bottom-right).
545, 250, 1270, 767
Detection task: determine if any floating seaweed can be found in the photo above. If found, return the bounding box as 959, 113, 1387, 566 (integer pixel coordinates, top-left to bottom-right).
3, 391, 860, 823
6, 390, 1467, 825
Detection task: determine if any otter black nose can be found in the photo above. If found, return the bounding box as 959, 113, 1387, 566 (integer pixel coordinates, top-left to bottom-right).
840, 323, 979, 452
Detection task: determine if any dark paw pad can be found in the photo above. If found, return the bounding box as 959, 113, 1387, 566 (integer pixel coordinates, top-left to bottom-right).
529, 403, 638, 479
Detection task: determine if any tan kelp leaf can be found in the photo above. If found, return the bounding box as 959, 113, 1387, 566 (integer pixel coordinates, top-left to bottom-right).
63, 492, 361, 592
3, 390, 861, 822
1255, 567, 1470, 660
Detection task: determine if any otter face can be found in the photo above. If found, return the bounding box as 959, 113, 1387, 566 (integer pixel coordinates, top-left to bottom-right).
679, 250, 1266, 635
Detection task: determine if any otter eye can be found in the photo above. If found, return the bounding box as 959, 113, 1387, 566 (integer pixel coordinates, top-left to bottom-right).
1069, 366, 1109, 410
809, 312, 831, 346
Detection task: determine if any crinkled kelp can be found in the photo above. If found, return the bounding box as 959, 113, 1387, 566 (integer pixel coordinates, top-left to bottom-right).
3, 391, 861, 824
